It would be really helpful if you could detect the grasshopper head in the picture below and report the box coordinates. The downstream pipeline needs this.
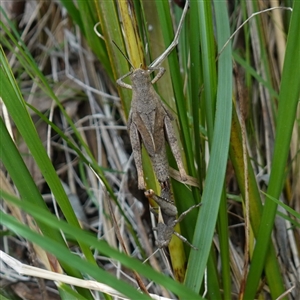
[130,68,151,90]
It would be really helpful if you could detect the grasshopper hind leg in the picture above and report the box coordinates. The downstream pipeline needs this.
[164,116,187,182]
[129,122,146,190]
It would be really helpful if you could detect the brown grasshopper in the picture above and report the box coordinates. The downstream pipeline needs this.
[117,67,187,190]
[116,1,190,190]
[144,189,201,249]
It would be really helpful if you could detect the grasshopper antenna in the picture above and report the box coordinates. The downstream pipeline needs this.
[112,40,135,69]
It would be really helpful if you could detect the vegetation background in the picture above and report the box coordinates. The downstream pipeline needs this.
[0,0,299,299]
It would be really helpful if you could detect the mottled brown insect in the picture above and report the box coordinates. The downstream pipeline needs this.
[117,67,187,189]
[117,0,190,190]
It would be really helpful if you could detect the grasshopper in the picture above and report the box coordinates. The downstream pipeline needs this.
[144,189,201,249]
[117,67,187,190]
[116,1,190,190]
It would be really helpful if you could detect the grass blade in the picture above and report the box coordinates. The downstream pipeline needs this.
[244,3,300,298]
[184,1,232,292]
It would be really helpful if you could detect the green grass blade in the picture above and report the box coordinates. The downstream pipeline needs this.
[197,0,217,138]
[244,2,300,299]
[263,192,300,220]
[184,1,232,293]
[188,3,203,186]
